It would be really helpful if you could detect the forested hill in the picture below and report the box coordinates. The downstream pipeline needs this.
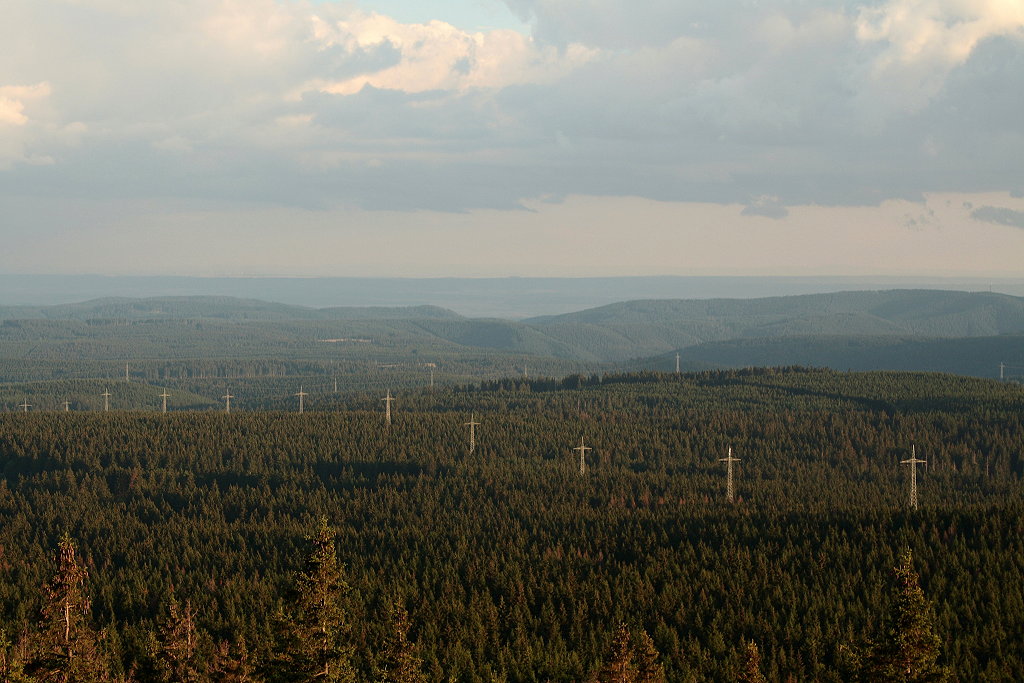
[528,289,1024,332]
[647,334,1024,378]
[527,289,1024,352]
[1,290,1023,379]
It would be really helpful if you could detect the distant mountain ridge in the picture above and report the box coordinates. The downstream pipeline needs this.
[0,296,462,322]
[525,289,1024,360]
[1,290,1022,375]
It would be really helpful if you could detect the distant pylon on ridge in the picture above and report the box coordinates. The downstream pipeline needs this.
[675,353,680,373]
[223,391,234,414]
[295,385,308,413]
[382,390,394,426]
[574,437,592,475]
[900,444,927,511]
[719,447,741,503]
[101,389,111,412]
[63,400,70,412]
[160,389,170,414]
[18,401,31,413]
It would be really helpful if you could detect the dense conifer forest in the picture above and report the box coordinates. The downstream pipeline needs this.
[1,368,1022,680]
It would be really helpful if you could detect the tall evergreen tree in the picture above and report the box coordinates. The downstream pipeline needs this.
[737,641,767,683]
[865,549,949,682]
[156,598,202,683]
[208,638,259,683]
[596,624,635,683]
[631,630,666,683]
[375,601,427,683]
[266,517,355,683]
[26,535,112,682]
[1,627,34,683]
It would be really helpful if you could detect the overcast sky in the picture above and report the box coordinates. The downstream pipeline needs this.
[2,0,1023,277]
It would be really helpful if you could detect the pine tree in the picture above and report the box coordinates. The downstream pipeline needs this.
[26,535,112,682]
[737,641,767,683]
[594,624,667,683]
[156,598,202,683]
[631,630,665,683]
[597,624,635,683]
[865,549,949,682]
[266,517,355,683]
[1,627,34,683]
[208,638,259,683]
[375,601,427,683]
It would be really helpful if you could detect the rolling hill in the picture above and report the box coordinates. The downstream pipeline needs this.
[523,290,1024,361]
[1,290,1022,385]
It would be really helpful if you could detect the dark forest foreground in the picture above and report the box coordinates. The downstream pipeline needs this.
[1,369,1021,680]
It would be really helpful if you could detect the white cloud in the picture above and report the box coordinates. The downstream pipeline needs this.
[1,0,1023,278]
[0,82,55,167]
[0,83,52,126]
[310,12,594,95]
[855,0,1024,112]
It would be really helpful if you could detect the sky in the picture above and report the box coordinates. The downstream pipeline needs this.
[1,0,1023,278]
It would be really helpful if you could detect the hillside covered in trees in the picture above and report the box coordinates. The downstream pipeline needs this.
[1,369,1021,680]
[2,290,1024,393]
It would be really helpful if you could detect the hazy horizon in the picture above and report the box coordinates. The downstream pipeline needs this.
[2,273,1023,318]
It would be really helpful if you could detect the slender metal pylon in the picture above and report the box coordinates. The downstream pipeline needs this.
[18,401,31,413]
[125,361,130,383]
[900,444,927,510]
[382,390,394,426]
[430,367,434,389]
[574,437,592,475]
[719,447,741,503]
[464,413,480,454]
[334,377,338,394]
[101,389,111,412]
[295,386,308,414]
[223,391,234,414]
[676,353,680,373]
[63,400,70,412]
[160,389,170,414]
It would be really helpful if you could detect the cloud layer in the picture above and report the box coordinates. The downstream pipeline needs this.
[2,0,1021,213]
[1,0,1023,278]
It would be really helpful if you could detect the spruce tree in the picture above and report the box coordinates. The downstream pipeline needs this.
[1,627,34,683]
[156,598,202,683]
[596,624,635,683]
[375,601,427,683]
[26,535,112,682]
[208,638,259,683]
[631,630,666,683]
[865,549,949,682]
[737,641,767,683]
[267,517,355,683]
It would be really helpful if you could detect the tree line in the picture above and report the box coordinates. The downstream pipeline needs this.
[2,525,949,682]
